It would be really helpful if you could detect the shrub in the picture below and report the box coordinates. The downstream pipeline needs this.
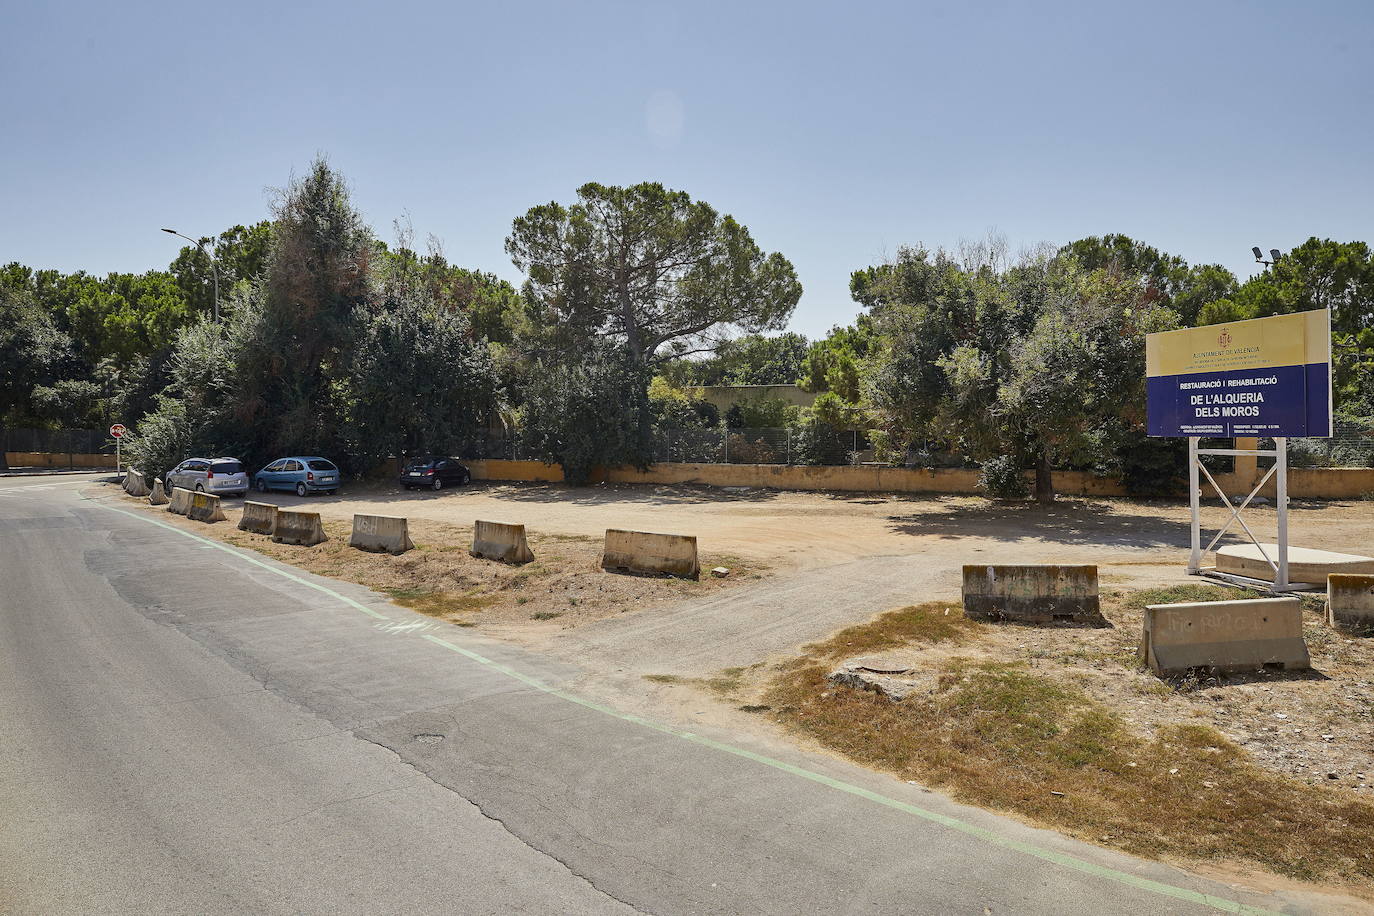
[979,454,1029,499]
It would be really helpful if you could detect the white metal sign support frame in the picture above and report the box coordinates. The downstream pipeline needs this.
[1188,436,1296,591]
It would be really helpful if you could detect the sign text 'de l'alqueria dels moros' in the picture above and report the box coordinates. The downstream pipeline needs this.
[1146,309,1332,438]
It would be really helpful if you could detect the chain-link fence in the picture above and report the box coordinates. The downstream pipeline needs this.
[3,428,115,455]
[462,427,871,466]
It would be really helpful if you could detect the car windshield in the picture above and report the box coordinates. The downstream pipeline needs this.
[211,460,242,474]
[307,460,336,471]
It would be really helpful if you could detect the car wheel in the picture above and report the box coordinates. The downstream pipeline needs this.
[195,483,204,493]
[432,477,443,491]
[255,479,268,493]
[462,472,471,485]
[327,489,337,496]
[296,482,308,497]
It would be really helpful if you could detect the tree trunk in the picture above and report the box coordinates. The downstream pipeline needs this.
[1034,451,1054,505]
[0,423,8,471]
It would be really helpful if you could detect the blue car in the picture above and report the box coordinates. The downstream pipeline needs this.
[253,456,341,497]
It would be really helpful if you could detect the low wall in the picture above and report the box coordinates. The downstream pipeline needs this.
[5,452,113,469]
[464,458,1374,501]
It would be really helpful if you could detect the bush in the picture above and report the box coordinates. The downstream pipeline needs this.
[979,454,1029,499]
[790,419,852,466]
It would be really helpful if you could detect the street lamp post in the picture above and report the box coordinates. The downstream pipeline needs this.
[162,228,219,321]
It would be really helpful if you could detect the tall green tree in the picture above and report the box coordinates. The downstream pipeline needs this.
[519,347,653,485]
[0,283,79,469]
[233,158,372,461]
[345,268,496,467]
[865,247,1178,502]
[506,182,801,366]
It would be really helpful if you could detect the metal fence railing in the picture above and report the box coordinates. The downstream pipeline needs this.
[462,427,872,467]
[3,428,115,455]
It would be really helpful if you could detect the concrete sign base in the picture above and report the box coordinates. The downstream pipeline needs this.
[1215,544,1374,586]
[1141,597,1310,676]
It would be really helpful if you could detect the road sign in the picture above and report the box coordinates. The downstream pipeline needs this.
[109,423,127,438]
[1145,309,1332,438]
[1146,310,1333,592]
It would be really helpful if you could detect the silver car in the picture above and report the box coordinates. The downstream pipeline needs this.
[166,457,250,497]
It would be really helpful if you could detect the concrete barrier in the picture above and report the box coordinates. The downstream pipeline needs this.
[272,509,328,546]
[187,491,227,523]
[1328,574,1374,630]
[148,478,169,506]
[126,469,150,497]
[962,565,1100,622]
[602,528,699,579]
[238,500,278,535]
[121,468,138,493]
[167,486,193,516]
[349,513,414,555]
[470,520,534,564]
[1140,597,1311,675]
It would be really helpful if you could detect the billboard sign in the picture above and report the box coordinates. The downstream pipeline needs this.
[1146,309,1332,438]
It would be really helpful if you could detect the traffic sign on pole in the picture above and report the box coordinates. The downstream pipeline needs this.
[109,423,126,473]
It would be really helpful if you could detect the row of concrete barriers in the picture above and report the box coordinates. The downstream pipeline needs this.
[125,472,703,577]
[958,563,1374,677]
[468,520,702,578]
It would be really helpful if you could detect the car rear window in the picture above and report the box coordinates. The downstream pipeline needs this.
[211,460,243,474]
[405,459,434,470]
[308,460,337,471]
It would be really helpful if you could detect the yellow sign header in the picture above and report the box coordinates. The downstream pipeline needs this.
[1146,309,1331,377]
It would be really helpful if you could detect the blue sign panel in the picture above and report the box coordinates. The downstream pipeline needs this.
[1146,362,1331,437]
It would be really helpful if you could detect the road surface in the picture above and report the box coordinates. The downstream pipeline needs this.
[0,475,1332,914]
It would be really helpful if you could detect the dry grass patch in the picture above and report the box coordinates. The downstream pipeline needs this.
[798,601,983,662]
[207,515,759,629]
[761,586,1374,890]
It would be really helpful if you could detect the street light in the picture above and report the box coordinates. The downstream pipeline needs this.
[1251,246,1282,270]
[162,228,219,321]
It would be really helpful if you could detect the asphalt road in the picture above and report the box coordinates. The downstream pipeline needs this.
[0,475,1325,914]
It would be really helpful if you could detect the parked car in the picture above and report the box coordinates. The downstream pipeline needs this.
[166,457,250,497]
[399,456,471,491]
[253,456,341,497]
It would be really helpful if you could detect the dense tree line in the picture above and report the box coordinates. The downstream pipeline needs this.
[805,234,1374,499]
[4,159,1369,494]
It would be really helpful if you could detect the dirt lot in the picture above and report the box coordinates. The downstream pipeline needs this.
[131,475,1374,572]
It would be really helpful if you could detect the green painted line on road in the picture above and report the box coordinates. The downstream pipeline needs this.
[417,633,1277,916]
[82,487,1277,915]
[80,493,389,620]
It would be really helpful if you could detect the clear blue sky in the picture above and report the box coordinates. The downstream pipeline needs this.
[3,0,1370,339]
